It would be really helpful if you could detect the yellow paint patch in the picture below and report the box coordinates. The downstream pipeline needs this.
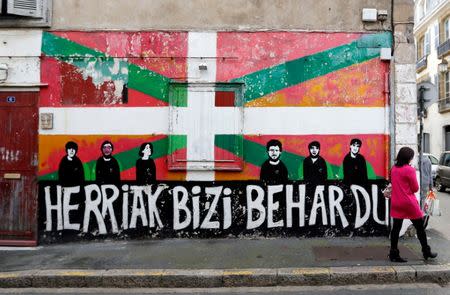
[134,271,166,276]
[0,273,18,278]
[61,271,95,276]
[223,270,253,276]
[292,268,329,275]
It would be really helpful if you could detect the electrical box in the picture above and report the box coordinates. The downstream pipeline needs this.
[380,48,392,61]
[362,8,377,22]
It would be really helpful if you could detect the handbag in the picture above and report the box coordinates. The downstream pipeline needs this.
[424,190,441,216]
[382,183,392,199]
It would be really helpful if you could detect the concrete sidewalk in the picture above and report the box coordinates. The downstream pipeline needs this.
[1,233,449,288]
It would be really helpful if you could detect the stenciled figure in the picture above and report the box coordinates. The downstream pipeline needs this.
[303,141,327,183]
[260,139,288,184]
[342,138,368,184]
[96,140,120,183]
[58,141,84,186]
[136,142,156,185]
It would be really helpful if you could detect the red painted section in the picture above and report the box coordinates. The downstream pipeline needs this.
[215,154,260,181]
[51,31,188,78]
[128,88,168,107]
[246,134,389,178]
[214,146,243,170]
[216,32,361,81]
[215,91,235,107]
[167,147,188,171]
[59,62,123,105]
[40,57,62,107]
[41,59,169,107]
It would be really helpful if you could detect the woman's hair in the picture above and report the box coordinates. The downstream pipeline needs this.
[395,147,415,167]
[139,142,153,157]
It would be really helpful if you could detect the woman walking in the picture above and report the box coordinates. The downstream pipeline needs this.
[389,147,437,262]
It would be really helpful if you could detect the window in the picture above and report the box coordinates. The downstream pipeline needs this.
[417,36,425,58]
[445,126,450,151]
[425,0,431,13]
[425,0,439,14]
[424,30,431,56]
[434,23,439,49]
[429,155,439,165]
[445,17,450,41]
[168,82,244,171]
[446,72,450,101]
[442,153,450,166]
[0,0,51,27]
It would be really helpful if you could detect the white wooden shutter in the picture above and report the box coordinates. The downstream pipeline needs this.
[7,0,42,17]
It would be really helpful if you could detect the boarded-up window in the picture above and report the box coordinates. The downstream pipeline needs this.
[168,83,244,171]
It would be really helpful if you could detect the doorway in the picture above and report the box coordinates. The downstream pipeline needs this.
[0,92,38,246]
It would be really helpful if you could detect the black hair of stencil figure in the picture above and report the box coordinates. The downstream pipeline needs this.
[136,142,156,185]
[303,141,327,183]
[342,138,368,184]
[260,139,288,184]
[58,141,84,186]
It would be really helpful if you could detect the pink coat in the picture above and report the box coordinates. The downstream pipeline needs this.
[390,164,423,219]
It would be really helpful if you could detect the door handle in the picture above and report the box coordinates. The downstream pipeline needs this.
[3,173,21,179]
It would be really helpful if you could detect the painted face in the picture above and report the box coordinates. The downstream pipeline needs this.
[67,148,76,158]
[268,146,281,161]
[350,143,360,155]
[142,144,152,157]
[102,144,113,156]
[309,146,320,157]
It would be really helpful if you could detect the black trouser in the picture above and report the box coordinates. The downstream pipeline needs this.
[390,218,428,250]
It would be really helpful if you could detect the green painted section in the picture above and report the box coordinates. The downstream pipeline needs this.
[168,135,187,155]
[168,84,188,107]
[128,64,172,103]
[215,134,244,158]
[42,32,128,84]
[356,32,392,48]
[216,135,381,180]
[231,32,392,103]
[42,32,171,103]
[38,135,187,181]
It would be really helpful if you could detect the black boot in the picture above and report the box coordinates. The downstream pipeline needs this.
[422,245,437,260]
[388,249,407,263]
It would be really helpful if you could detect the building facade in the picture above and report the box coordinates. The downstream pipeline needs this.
[415,0,450,155]
[0,0,416,245]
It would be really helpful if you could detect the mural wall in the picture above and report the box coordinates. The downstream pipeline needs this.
[38,31,392,241]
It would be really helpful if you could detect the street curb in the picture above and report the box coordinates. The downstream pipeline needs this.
[0,265,449,288]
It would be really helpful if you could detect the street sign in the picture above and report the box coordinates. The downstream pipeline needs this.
[6,96,15,103]
[417,81,438,109]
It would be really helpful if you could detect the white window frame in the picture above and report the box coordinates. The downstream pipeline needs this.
[168,82,244,171]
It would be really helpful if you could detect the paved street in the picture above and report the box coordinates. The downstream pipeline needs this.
[0,284,449,294]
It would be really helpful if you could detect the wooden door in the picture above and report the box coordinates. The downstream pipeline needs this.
[0,92,38,246]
